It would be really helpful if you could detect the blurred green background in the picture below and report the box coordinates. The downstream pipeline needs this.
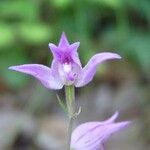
[0,0,149,149]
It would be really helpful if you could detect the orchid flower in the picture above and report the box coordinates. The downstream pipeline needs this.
[71,112,130,150]
[9,32,121,89]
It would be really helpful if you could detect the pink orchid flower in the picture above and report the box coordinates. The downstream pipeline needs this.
[71,112,130,150]
[9,32,121,89]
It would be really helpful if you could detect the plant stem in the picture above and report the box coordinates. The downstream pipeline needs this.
[65,85,75,150]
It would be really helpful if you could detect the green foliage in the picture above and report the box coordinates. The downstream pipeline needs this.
[0,48,29,88]
[18,23,52,44]
[0,0,149,89]
[0,0,39,21]
[0,24,15,48]
[50,0,72,9]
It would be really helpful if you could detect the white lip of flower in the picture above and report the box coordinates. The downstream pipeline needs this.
[63,63,72,73]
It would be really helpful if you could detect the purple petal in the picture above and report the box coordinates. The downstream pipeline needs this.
[48,43,60,60]
[71,112,130,150]
[9,64,63,89]
[71,112,119,147]
[103,111,119,124]
[71,121,130,150]
[70,42,81,66]
[59,32,69,47]
[101,121,131,142]
[75,52,121,87]
[48,32,70,60]
[49,33,81,66]
[70,42,80,52]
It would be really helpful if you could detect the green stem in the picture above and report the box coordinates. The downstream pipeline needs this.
[65,85,75,150]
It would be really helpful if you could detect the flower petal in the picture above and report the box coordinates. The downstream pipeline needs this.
[9,64,63,89]
[103,111,119,124]
[48,43,60,60]
[70,42,82,66]
[71,112,118,148]
[59,32,69,47]
[70,42,80,52]
[71,121,130,150]
[75,52,121,87]
[71,112,130,150]
[100,121,131,142]
[49,33,81,66]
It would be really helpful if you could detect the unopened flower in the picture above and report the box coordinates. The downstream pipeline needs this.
[9,32,121,89]
[71,112,130,150]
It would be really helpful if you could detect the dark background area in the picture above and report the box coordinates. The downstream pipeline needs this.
[0,0,149,149]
